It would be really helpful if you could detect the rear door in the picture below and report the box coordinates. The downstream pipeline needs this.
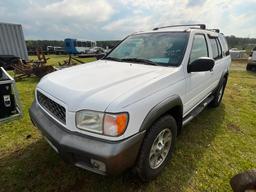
[208,36,223,88]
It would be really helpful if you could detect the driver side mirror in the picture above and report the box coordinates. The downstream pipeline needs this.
[188,57,215,73]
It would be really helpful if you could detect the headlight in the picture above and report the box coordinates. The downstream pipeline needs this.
[76,110,128,136]
[76,111,104,133]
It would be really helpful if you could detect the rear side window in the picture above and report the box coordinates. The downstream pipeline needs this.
[190,34,208,64]
[219,35,229,56]
[210,38,222,60]
[216,39,222,58]
[210,38,218,59]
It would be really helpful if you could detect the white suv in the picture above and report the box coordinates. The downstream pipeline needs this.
[30,24,231,181]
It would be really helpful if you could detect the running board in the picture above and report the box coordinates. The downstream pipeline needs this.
[182,96,214,126]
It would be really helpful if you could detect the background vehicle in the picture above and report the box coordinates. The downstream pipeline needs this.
[247,47,256,71]
[0,22,28,69]
[229,48,246,59]
[87,47,106,54]
[64,38,96,54]
[53,46,66,55]
[30,24,231,181]
[46,46,54,54]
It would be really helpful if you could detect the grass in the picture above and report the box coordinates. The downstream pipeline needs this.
[0,57,255,191]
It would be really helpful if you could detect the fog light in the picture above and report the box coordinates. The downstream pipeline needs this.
[90,159,106,172]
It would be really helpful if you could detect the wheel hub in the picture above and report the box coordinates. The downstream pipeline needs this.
[149,128,172,169]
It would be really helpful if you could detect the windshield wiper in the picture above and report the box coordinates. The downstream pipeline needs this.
[121,58,159,66]
[103,57,122,62]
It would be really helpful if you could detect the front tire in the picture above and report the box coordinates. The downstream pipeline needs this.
[136,115,177,181]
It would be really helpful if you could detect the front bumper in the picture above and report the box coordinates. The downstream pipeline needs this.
[29,101,145,175]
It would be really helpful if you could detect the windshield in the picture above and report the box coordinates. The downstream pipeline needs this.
[105,32,189,66]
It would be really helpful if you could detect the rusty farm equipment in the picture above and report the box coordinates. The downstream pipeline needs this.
[57,55,85,69]
[11,48,56,81]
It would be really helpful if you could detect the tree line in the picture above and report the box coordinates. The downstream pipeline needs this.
[26,36,256,53]
[26,40,120,52]
[225,36,256,51]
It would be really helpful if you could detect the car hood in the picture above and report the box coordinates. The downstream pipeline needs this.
[37,60,176,111]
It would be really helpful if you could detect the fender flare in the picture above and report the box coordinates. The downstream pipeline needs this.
[139,95,183,132]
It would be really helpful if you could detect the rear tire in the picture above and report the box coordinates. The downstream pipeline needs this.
[209,78,227,108]
[136,115,177,181]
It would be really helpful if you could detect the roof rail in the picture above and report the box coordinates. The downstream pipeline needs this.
[153,24,206,31]
[208,29,220,33]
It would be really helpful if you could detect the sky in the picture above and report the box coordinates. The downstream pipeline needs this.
[0,0,255,40]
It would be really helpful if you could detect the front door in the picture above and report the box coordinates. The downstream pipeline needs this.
[184,34,213,115]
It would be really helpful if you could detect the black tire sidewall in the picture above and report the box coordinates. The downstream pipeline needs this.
[217,83,225,103]
[209,77,227,107]
[136,115,177,181]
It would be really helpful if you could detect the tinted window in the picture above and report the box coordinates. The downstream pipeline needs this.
[210,38,222,60]
[210,38,218,59]
[216,39,222,58]
[106,32,189,66]
[190,35,208,63]
[219,35,229,56]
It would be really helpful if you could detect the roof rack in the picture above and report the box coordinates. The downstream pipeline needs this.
[208,29,220,33]
[153,24,206,31]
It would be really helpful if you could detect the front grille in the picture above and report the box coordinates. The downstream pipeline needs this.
[37,91,66,124]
